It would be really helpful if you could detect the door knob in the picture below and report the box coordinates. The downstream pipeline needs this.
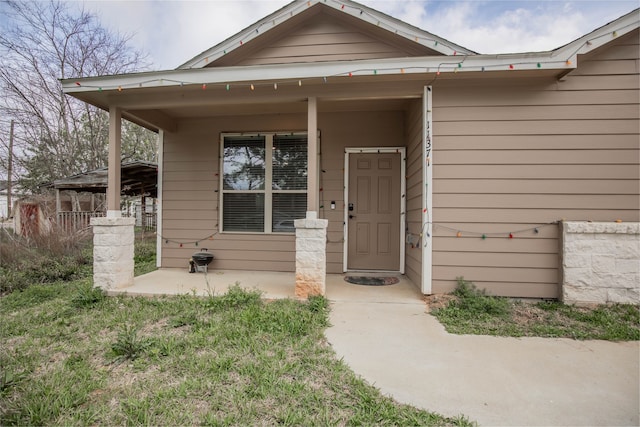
[349,215,355,219]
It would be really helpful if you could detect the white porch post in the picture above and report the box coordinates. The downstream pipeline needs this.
[294,97,327,299]
[422,86,433,294]
[90,106,134,290]
[156,130,164,268]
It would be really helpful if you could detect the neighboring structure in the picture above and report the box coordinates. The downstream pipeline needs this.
[0,180,23,221]
[62,0,639,301]
[12,197,53,237]
[49,161,158,231]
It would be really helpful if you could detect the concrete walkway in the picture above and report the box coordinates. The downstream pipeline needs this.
[326,298,640,426]
[120,269,639,425]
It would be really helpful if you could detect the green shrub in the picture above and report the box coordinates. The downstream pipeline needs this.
[208,284,262,310]
[451,277,511,317]
[307,294,329,313]
[70,284,105,308]
[110,325,152,362]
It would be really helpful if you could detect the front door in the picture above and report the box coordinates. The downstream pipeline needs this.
[347,152,401,271]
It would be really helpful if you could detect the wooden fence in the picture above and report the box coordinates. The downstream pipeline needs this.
[56,210,157,231]
[57,211,105,231]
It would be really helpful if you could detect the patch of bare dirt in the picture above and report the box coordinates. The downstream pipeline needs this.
[424,294,555,328]
[423,294,457,313]
[510,303,548,327]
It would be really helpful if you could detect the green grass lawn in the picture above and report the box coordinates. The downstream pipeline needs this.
[430,278,640,341]
[1,281,472,426]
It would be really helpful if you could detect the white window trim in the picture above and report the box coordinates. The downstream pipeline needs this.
[219,131,308,234]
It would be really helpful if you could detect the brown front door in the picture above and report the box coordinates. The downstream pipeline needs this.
[347,152,401,271]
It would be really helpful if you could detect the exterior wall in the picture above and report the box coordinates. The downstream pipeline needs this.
[404,99,424,286]
[319,110,405,273]
[211,7,437,68]
[561,221,639,305]
[161,110,405,272]
[162,114,305,271]
[236,15,428,66]
[431,30,640,298]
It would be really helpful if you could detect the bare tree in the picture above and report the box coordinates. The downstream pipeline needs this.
[0,0,156,192]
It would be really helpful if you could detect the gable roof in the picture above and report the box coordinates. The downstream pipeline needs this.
[60,6,639,134]
[178,0,476,69]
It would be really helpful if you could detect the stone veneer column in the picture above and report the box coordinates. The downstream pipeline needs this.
[561,221,639,305]
[294,211,328,299]
[90,212,135,290]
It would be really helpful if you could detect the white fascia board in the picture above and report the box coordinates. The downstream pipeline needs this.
[178,0,310,69]
[552,8,639,64]
[61,9,638,96]
[62,8,638,95]
[61,52,570,95]
[336,0,476,56]
[179,0,475,70]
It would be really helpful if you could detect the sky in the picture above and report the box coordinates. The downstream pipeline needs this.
[77,0,639,71]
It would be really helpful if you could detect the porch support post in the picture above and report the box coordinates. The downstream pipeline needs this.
[295,97,327,299]
[307,97,318,213]
[90,105,134,291]
[90,215,135,290]
[107,106,122,216]
[156,130,164,268]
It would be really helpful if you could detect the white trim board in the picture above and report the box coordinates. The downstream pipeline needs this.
[421,86,433,294]
[156,130,164,268]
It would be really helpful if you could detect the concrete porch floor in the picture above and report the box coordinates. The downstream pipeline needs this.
[109,268,423,303]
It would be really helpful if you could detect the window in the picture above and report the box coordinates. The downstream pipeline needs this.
[221,132,307,233]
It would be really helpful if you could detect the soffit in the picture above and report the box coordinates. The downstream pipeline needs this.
[66,68,562,131]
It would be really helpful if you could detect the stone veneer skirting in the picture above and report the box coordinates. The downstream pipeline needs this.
[561,221,639,305]
[91,215,135,290]
[294,212,328,299]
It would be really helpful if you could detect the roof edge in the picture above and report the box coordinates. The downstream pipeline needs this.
[177,0,476,70]
[551,8,639,63]
[62,8,639,94]
[61,52,577,94]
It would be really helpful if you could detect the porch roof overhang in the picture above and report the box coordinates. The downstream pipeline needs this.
[61,8,639,133]
[58,55,568,133]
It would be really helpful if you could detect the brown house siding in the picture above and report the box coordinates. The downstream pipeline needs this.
[404,99,424,287]
[162,114,305,271]
[212,8,438,68]
[430,29,640,297]
[236,16,417,66]
[161,110,406,272]
[320,110,405,273]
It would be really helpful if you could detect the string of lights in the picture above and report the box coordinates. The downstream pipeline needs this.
[157,221,561,249]
[185,0,468,68]
[159,230,219,247]
[69,3,635,93]
[406,221,560,249]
